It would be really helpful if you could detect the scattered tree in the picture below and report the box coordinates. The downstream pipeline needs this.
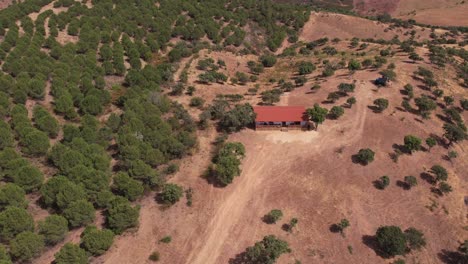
[403,135,422,153]
[355,148,375,165]
[264,209,283,224]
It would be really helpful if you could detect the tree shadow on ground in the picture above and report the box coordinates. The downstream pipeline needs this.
[329,224,340,233]
[228,251,249,264]
[420,172,435,185]
[396,180,410,190]
[367,105,383,113]
[351,154,368,166]
[372,180,385,190]
[438,249,467,264]
[362,235,388,258]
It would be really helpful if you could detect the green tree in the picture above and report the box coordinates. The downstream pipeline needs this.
[348,59,361,71]
[54,243,88,264]
[377,175,390,190]
[346,97,356,108]
[81,226,115,256]
[38,215,68,246]
[0,207,34,241]
[444,96,454,106]
[0,244,11,264]
[373,98,389,112]
[245,235,291,264]
[298,61,315,75]
[0,183,27,210]
[438,182,453,195]
[443,123,467,145]
[112,173,144,202]
[405,228,426,250]
[159,183,183,205]
[9,231,45,262]
[260,55,277,67]
[337,218,350,234]
[355,148,375,165]
[338,83,355,95]
[376,226,406,257]
[430,165,448,182]
[106,197,139,234]
[404,176,418,189]
[327,92,340,103]
[460,99,468,111]
[306,104,328,130]
[63,200,96,228]
[329,106,344,119]
[415,95,437,117]
[425,137,437,151]
[264,209,283,224]
[12,165,44,193]
[21,130,50,156]
[404,135,422,154]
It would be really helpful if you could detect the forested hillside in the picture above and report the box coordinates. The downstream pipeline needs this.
[0,0,309,262]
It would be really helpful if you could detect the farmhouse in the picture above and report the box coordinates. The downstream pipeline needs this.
[254,106,308,130]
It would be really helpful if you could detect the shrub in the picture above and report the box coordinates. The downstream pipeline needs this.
[404,228,426,250]
[264,209,283,224]
[160,236,172,243]
[430,165,448,182]
[404,176,418,189]
[377,176,390,190]
[189,97,205,108]
[159,184,183,205]
[376,226,406,257]
[373,98,389,112]
[149,251,160,262]
[329,106,344,119]
[426,137,437,151]
[298,61,316,75]
[245,235,290,263]
[346,97,356,108]
[348,59,361,71]
[355,148,375,165]
[403,135,422,153]
[260,55,277,67]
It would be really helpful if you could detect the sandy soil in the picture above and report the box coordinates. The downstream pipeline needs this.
[354,0,468,26]
[299,12,434,42]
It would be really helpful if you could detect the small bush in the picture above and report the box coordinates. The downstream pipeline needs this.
[160,236,172,244]
[149,251,160,262]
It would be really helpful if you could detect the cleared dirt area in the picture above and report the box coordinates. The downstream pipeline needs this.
[299,12,433,42]
[354,0,468,26]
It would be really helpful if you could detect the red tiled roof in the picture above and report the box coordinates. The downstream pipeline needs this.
[254,106,306,122]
